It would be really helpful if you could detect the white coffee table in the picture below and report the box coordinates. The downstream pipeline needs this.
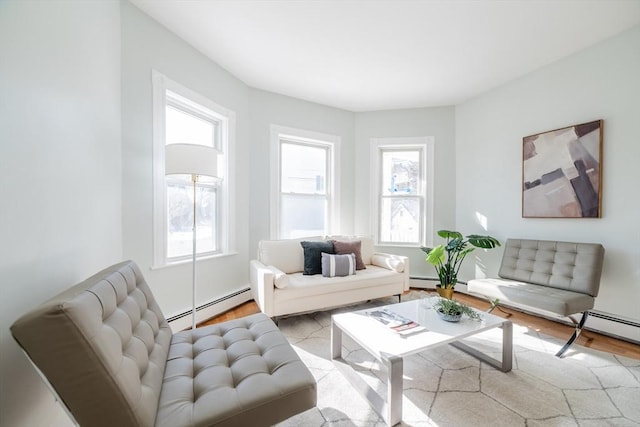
[331,298,512,426]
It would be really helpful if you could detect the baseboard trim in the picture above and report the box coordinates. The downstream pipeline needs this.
[167,287,252,331]
[409,276,440,288]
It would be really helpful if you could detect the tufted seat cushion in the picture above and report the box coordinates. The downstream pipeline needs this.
[466,277,596,316]
[156,314,316,427]
[11,261,316,427]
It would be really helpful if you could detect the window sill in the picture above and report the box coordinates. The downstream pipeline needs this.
[151,251,238,271]
[375,243,425,249]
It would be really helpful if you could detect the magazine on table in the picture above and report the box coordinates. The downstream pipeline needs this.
[367,308,425,335]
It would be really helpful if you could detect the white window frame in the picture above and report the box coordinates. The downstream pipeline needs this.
[270,125,340,239]
[152,70,236,268]
[370,136,434,248]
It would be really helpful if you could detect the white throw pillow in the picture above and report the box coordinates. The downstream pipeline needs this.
[370,254,405,273]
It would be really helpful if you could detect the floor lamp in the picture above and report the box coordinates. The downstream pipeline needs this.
[165,143,221,329]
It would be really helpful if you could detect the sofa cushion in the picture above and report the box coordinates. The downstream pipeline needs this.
[278,265,403,302]
[322,253,356,277]
[301,240,335,275]
[332,239,366,270]
[258,237,322,274]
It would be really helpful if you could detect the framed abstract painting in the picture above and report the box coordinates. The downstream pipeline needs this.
[522,120,603,218]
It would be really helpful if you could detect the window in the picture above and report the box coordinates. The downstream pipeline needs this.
[270,126,340,239]
[152,71,235,267]
[371,137,434,247]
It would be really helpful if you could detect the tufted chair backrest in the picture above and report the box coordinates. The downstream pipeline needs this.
[498,239,605,297]
[11,260,173,427]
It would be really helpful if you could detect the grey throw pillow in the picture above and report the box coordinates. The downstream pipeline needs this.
[321,253,356,277]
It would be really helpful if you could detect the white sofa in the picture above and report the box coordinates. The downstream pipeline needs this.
[250,236,410,317]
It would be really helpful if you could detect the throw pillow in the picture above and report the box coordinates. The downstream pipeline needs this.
[321,253,356,277]
[300,240,335,275]
[332,239,366,270]
[266,265,289,289]
[370,254,405,273]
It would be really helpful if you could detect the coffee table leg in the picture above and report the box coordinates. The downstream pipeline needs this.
[331,319,342,360]
[384,355,403,426]
[450,320,513,372]
[502,321,513,372]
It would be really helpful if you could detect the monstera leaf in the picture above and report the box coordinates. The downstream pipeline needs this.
[421,230,501,289]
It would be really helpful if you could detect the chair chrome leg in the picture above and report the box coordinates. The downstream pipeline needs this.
[555,311,588,358]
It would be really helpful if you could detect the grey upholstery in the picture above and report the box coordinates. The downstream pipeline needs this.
[498,239,604,297]
[468,239,604,316]
[467,239,605,356]
[467,278,597,317]
[11,261,316,427]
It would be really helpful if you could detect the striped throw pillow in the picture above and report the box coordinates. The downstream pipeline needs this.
[321,253,356,277]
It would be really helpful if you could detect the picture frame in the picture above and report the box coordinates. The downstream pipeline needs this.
[522,120,603,218]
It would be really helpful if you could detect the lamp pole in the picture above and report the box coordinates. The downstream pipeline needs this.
[191,174,198,329]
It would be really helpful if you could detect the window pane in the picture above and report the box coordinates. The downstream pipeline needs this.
[166,105,215,147]
[280,194,326,239]
[281,142,326,194]
[380,197,420,243]
[167,177,216,258]
[382,150,419,195]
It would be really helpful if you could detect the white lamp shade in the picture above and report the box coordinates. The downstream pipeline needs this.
[165,143,221,179]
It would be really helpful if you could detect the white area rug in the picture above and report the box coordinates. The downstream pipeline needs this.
[275,292,640,427]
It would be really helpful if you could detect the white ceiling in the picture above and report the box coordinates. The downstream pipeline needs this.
[130,0,640,112]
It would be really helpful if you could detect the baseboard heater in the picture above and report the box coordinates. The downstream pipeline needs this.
[588,310,640,328]
[582,311,640,345]
[166,287,251,323]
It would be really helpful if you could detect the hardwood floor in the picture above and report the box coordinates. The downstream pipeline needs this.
[201,289,640,360]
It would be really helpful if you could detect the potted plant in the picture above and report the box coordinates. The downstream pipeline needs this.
[421,230,500,299]
[432,298,481,322]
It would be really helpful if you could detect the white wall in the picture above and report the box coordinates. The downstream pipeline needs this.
[248,89,355,251]
[354,107,456,278]
[0,1,122,425]
[455,26,640,338]
[121,1,251,319]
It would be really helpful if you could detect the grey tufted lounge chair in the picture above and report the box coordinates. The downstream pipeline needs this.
[11,260,317,427]
[468,238,605,357]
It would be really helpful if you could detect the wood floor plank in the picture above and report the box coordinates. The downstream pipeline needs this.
[200,290,640,360]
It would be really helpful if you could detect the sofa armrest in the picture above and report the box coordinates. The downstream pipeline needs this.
[249,260,276,317]
[370,252,411,291]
